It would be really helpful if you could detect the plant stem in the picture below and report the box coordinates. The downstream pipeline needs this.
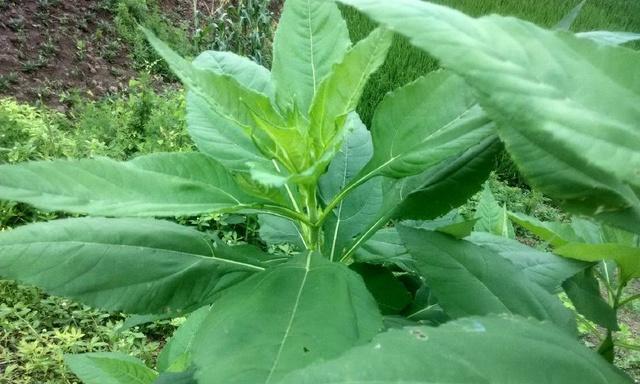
[597,274,626,362]
[261,205,313,226]
[618,293,640,309]
[317,171,373,227]
[302,185,321,251]
[614,341,640,351]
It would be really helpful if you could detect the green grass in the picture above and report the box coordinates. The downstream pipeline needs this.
[342,0,640,128]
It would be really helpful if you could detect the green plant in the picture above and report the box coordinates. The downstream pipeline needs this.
[506,211,640,361]
[0,0,639,383]
[342,0,640,186]
[469,182,639,373]
[114,0,192,77]
[113,0,277,76]
[192,0,276,67]
[0,280,169,384]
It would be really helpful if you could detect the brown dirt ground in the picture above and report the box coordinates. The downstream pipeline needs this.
[0,0,136,110]
[0,0,283,110]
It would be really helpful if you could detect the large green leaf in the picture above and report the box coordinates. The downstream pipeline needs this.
[338,0,640,232]
[258,214,306,249]
[65,352,157,384]
[320,114,383,261]
[0,153,267,217]
[0,218,263,314]
[398,226,576,333]
[186,51,273,172]
[466,232,587,293]
[577,31,640,46]
[343,137,499,259]
[391,135,500,220]
[361,70,494,179]
[280,316,632,384]
[556,243,640,284]
[144,29,285,139]
[192,51,273,96]
[271,0,351,114]
[508,212,583,246]
[353,228,415,272]
[309,28,392,152]
[563,269,618,330]
[191,252,383,384]
[157,306,212,373]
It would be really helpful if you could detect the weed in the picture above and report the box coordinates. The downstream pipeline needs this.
[0,280,170,384]
[0,73,18,93]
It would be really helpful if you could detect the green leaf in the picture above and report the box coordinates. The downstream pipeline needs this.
[309,28,392,152]
[509,212,582,247]
[391,135,501,220]
[0,218,262,314]
[404,211,475,237]
[144,28,285,140]
[157,306,212,372]
[398,226,576,333]
[191,252,383,384]
[65,352,157,384]
[153,370,196,384]
[186,51,274,172]
[338,0,640,232]
[119,313,175,333]
[350,263,412,315]
[320,114,383,261]
[555,243,640,283]
[362,70,494,179]
[334,116,497,261]
[577,31,640,46]
[466,232,587,293]
[474,183,515,238]
[554,0,585,31]
[271,0,351,114]
[0,153,268,217]
[563,269,619,330]
[344,136,499,259]
[258,214,305,249]
[404,285,449,324]
[353,228,415,272]
[280,316,632,384]
[193,51,273,96]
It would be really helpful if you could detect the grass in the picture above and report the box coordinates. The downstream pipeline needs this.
[342,0,640,128]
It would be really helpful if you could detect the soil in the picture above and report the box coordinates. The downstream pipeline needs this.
[0,0,137,110]
[0,0,284,110]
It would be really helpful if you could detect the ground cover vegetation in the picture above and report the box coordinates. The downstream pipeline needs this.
[0,0,639,383]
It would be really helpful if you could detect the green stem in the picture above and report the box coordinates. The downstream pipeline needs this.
[597,331,615,363]
[618,293,640,309]
[600,262,616,305]
[577,316,603,344]
[317,171,374,227]
[300,185,321,251]
[261,205,313,226]
[615,341,640,352]
[597,274,626,362]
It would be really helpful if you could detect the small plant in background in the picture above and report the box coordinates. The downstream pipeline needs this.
[191,0,276,67]
[114,0,277,77]
[0,280,170,384]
